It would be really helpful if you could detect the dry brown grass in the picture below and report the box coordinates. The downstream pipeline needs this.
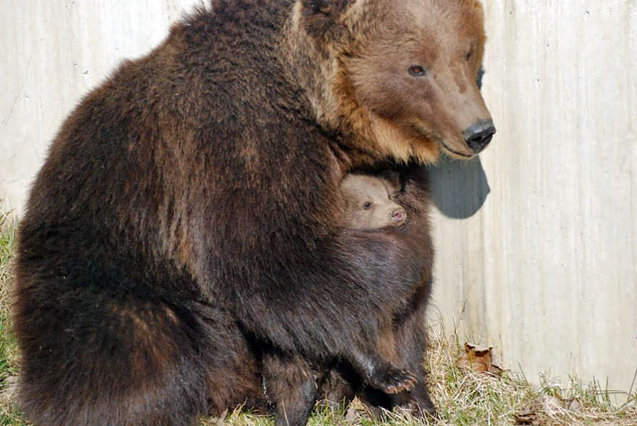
[422,325,637,425]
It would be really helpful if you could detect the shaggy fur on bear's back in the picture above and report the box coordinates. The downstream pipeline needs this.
[13,0,492,424]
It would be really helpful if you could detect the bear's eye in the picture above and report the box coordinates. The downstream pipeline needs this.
[466,50,474,61]
[408,65,427,77]
[363,201,373,210]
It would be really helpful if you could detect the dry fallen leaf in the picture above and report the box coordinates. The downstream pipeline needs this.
[456,342,505,375]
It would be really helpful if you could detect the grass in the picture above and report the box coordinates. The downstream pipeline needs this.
[0,213,23,425]
[0,216,635,425]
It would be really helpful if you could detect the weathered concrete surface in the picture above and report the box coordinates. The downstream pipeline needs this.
[430,0,637,396]
[0,0,198,215]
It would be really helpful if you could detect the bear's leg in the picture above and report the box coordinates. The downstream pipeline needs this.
[344,282,435,419]
[14,280,234,425]
[262,352,317,426]
[387,282,437,417]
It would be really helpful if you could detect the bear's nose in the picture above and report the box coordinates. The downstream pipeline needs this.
[463,119,496,153]
[391,207,407,225]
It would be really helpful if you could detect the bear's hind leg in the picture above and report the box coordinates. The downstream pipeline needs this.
[14,285,215,425]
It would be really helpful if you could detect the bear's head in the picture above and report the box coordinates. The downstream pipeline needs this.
[287,0,495,164]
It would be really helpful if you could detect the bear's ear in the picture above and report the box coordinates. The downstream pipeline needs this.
[301,0,354,17]
[300,0,357,39]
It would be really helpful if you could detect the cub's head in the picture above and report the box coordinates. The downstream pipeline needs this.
[291,0,495,163]
[340,173,406,230]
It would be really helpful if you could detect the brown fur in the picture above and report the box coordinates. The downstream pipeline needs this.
[13,1,492,425]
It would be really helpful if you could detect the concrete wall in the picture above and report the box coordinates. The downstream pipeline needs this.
[0,0,198,214]
[1,0,636,397]
[430,0,637,396]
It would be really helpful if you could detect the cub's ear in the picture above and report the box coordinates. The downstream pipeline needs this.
[379,170,403,197]
[301,0,354,16]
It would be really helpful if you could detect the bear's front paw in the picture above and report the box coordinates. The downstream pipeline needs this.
[366,366,417,394]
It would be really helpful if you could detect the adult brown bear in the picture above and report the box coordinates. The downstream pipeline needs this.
[13,0,494,424]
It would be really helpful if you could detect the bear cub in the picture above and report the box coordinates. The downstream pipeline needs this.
[340,172,407,230]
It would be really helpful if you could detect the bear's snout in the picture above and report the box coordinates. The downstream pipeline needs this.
[463,119,496,153]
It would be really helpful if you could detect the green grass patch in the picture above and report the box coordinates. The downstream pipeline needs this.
[0,214,635,425]
[0,213,24,425]
[0,214,18,375]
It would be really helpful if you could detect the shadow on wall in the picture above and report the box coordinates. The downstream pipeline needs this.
[428,156,490,219]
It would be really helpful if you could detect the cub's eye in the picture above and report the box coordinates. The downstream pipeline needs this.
[408,65,427,77]
[466,50,474,61]
[363,201,373,210]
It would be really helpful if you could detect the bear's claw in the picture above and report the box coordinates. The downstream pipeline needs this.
[367,366,417,394]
